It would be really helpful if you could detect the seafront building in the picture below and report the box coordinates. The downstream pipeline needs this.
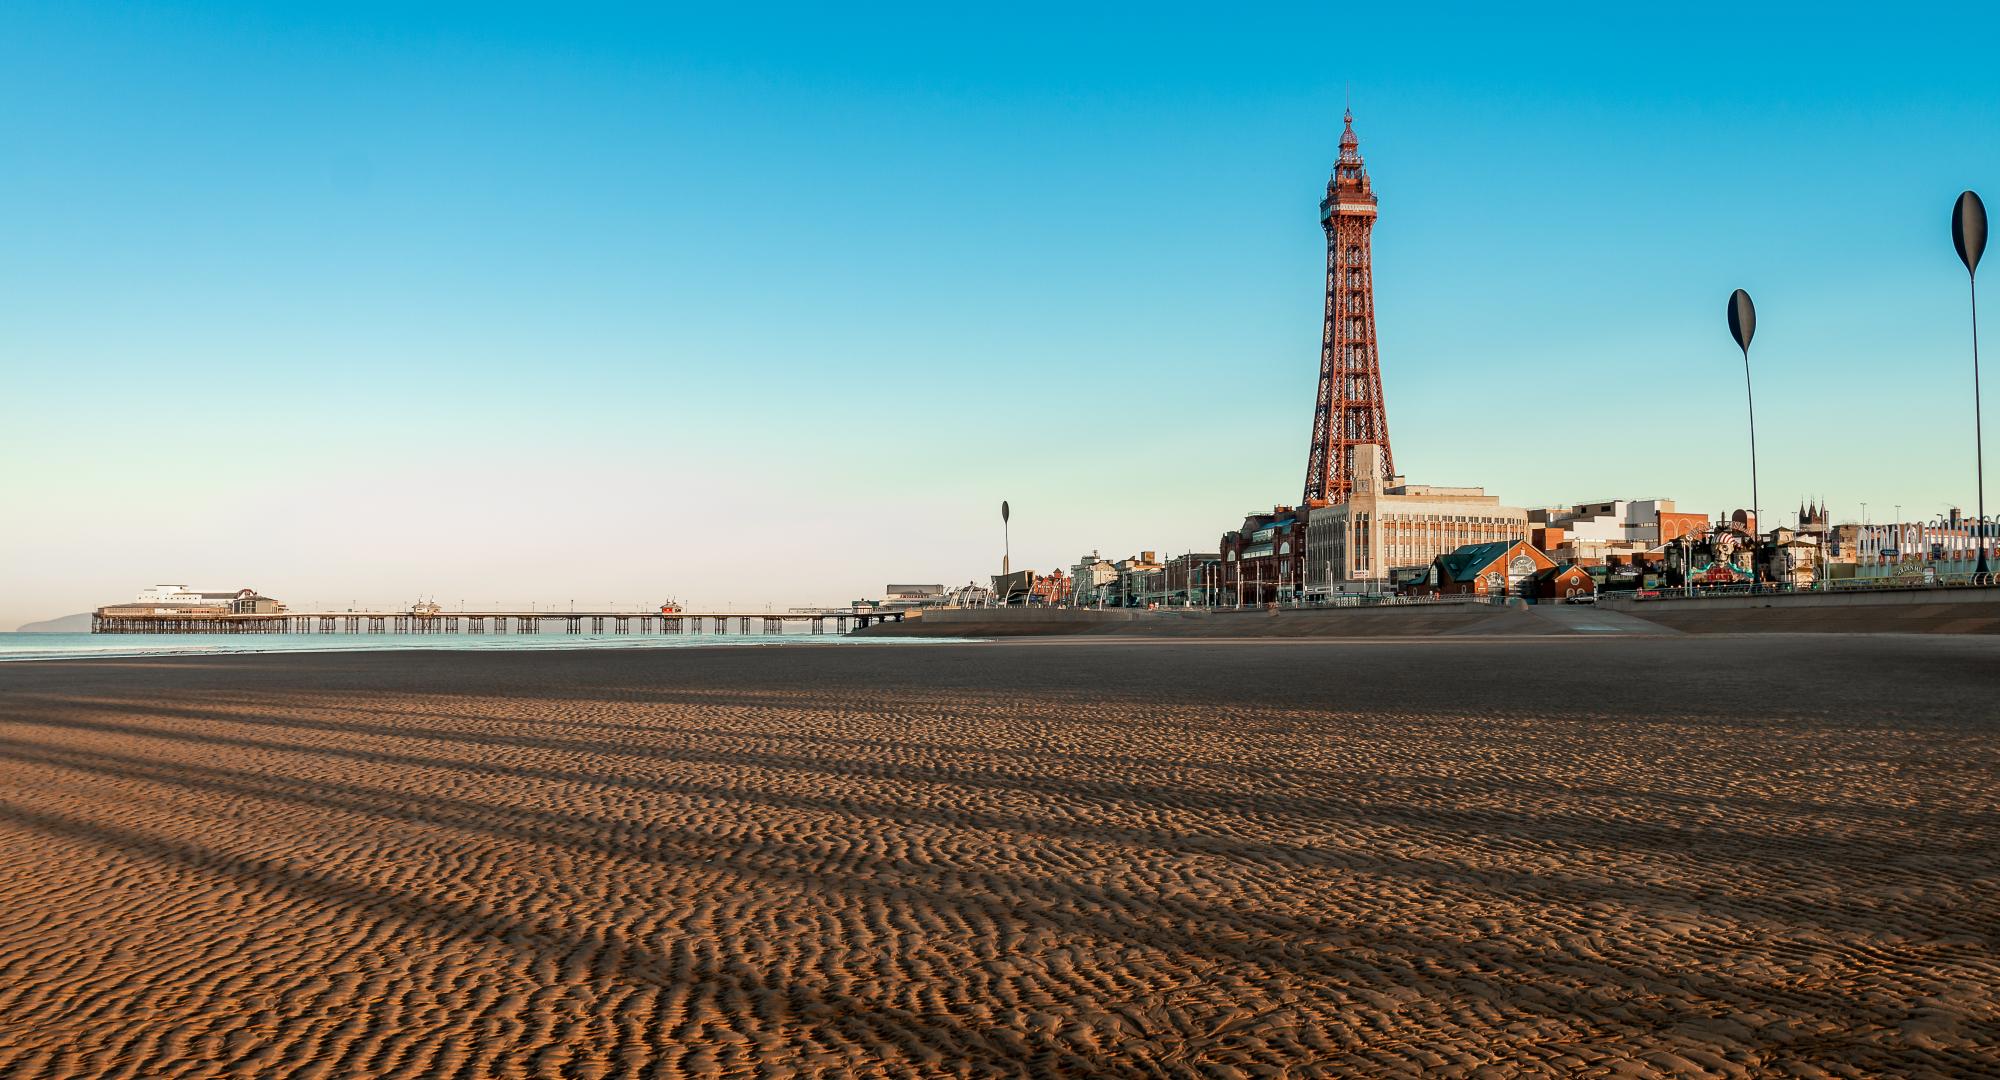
[1303,445,1528,598]
[1114,552,1165,607]
[1762,527,1829,588]
[1163,553,1221,606]
[883,584,945,606]
[1403,539,1561,600]
[848,585,948,615]
[1028,569,1073,605]
[1067,552,1160,608]
[1218,509,1306,605]
[1069,553,1120,607]
[1528,499,1708,563]
[100,585,284,617]
[1853,511,1999,583]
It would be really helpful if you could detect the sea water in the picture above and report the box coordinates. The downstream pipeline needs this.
[0,631,969,662]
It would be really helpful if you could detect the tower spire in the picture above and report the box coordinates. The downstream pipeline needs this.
[1335,110,1367,181]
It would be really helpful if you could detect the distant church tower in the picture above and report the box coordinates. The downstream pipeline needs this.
[1797,499,1830,534]
[1303,110,1395,505]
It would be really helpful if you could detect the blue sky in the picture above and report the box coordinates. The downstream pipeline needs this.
[4,3,1998,624]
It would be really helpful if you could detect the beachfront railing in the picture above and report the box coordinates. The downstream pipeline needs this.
[1622,572,2000,602]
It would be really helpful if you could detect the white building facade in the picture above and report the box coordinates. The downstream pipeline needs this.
[1305,445,1528,597]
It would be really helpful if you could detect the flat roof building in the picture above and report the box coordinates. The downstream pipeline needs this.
[1305,445,1528,597]
[103,586,284,617]
[1529,499,1707,563]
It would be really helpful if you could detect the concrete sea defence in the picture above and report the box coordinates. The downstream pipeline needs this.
[858,588,2000,637]
[853,602,1548,638]
[1600,587,2000,635]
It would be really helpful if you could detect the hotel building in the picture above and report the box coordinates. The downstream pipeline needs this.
[1304,445,1528,597]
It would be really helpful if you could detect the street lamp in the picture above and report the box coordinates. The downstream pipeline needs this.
[1000,500,1011,580]
[1727,289,1763,586]
[1680,528,1699,597]
[1952,191,1989,574]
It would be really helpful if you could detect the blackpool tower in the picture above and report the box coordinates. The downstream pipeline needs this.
[1302,110,1394,506]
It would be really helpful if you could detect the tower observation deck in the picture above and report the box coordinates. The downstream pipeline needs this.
[1303,110,1394,506]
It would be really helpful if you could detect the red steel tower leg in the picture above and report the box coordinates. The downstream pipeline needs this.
[1304,110,1394,506]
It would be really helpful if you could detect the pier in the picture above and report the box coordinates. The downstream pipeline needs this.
[90,609,907,635]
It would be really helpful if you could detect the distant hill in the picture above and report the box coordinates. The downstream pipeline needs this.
[14,613,93,633]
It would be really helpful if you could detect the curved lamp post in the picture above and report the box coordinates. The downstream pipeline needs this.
[1727,289,1762,584]
[1953,191,1988,575]
[1000,500,1011,580]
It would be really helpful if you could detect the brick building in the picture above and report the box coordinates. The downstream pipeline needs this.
[1532,564,1597,602]
[1406,539,1559,600]
[1218,509,1305,605]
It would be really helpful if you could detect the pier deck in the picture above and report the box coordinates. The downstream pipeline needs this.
[90,610,906,635]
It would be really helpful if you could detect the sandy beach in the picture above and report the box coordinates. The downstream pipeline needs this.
[0,636,1995,1077]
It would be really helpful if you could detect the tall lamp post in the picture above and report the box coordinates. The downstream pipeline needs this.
[1953,191,1988,575]
[1000,501,1011,604]
[1727,289,1763,586]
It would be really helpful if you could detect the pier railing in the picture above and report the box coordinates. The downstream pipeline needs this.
[1623,573,2000,602]
[90,609,906,635]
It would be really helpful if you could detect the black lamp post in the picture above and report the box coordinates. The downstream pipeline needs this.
[1953,191,1989,575]
[1727,289,1762,584]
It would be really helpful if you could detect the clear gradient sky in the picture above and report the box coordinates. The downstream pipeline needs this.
[5,3,1999,626]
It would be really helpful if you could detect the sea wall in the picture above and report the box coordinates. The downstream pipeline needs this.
[855,589,2000,637]
[853,603,1528,638]
[1605,588,2000,634]
[855,608,1140,637]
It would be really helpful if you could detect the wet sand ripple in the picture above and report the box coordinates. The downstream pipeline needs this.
[0,636,1995,1077]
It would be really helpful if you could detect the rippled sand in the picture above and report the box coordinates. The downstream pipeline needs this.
[0,637,1995,1077]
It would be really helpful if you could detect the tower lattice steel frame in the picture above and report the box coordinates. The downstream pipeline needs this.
[1303,110,1394,506]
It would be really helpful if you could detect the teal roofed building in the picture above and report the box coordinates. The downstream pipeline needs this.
[1406,539,1558,600]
